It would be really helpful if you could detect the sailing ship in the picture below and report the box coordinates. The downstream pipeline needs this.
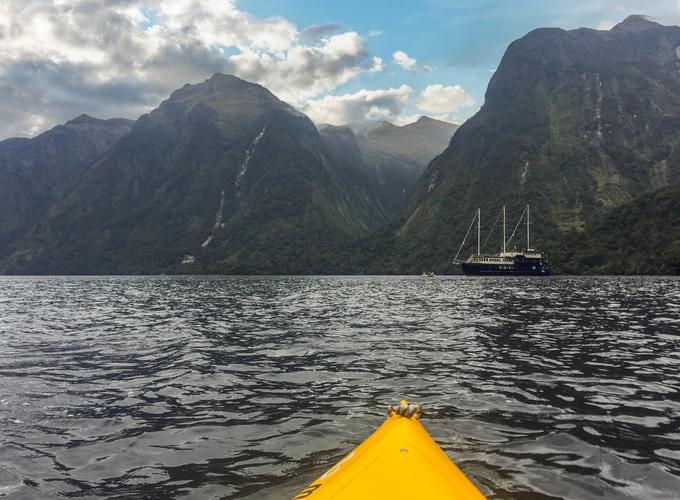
[453,205,550,276]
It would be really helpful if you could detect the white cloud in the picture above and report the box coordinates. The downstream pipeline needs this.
[417,84,475,115]
[0,0,383,139]
[305,82,477,126]
[0,1,478,137]
[392,50,432,73]
[301,24,342,40]
[154,0,298,55]
[597,19,616,30]
[227,31,383,105]
[393,50,418,71]
[304,85,412,125]
[392,114,424,126]
[369,57,385,73]
[430,114,461,124]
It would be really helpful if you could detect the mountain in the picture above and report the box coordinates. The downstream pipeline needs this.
[6,15,678,276]
[360,116,457,166]
[0,74,387,274]
[320,117,457,218]
[562,182,680,274]
[371,15,680,274]
[0,115,133,251]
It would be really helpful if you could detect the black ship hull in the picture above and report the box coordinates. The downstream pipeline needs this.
[461,256,550,276]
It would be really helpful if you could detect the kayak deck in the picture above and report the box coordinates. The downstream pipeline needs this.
[294,402,486,499]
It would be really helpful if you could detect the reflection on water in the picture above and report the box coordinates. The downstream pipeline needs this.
[0,275,679,499]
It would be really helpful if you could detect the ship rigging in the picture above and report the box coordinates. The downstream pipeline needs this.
[453,205,550,276]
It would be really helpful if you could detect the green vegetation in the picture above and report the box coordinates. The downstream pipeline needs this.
[364,16,680,275]
[0,75,391,274]
[2,17,680,275]
[0,115,132,252]
[560,183,680,274]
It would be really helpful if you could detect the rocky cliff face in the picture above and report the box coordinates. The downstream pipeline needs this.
[375,15,680,273]
[0,115,133,251]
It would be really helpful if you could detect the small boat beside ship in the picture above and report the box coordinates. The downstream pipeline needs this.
[453,205,550,276]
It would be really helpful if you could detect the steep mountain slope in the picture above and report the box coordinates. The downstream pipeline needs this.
[1,74,386,274]
[320,117,457,219]
[377,15,680,273]
[317,125,391,221]
[562,182,680,274]
[0,115,133,250]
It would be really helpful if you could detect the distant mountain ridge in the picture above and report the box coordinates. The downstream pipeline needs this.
[0,115,133,252]
[367,15,680,273]
[320,117,457,218]
[360,116,457,167]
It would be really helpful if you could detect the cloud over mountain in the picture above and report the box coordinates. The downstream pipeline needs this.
[417,84,475,118]
[0,0,480,139]
[0,0,381,138]
[304,85,412,125]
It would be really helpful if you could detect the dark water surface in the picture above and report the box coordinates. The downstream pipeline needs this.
[1,276,679,499]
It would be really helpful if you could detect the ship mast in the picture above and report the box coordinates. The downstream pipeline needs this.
[477,208,481,256]
[526,204,530,251]
[452,209,481,263]
[502,206,506,253]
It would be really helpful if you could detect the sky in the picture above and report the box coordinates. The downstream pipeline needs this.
[1,0,680,139]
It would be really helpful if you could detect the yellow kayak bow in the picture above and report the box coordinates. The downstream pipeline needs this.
[294,401,486,499]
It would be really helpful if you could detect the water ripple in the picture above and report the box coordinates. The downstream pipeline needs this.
[0,275,679,499]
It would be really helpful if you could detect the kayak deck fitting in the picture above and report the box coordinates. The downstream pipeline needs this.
[293,401,486,499]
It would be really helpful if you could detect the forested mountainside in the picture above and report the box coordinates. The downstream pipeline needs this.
[367,15,680,274]
[1,75,396,274]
